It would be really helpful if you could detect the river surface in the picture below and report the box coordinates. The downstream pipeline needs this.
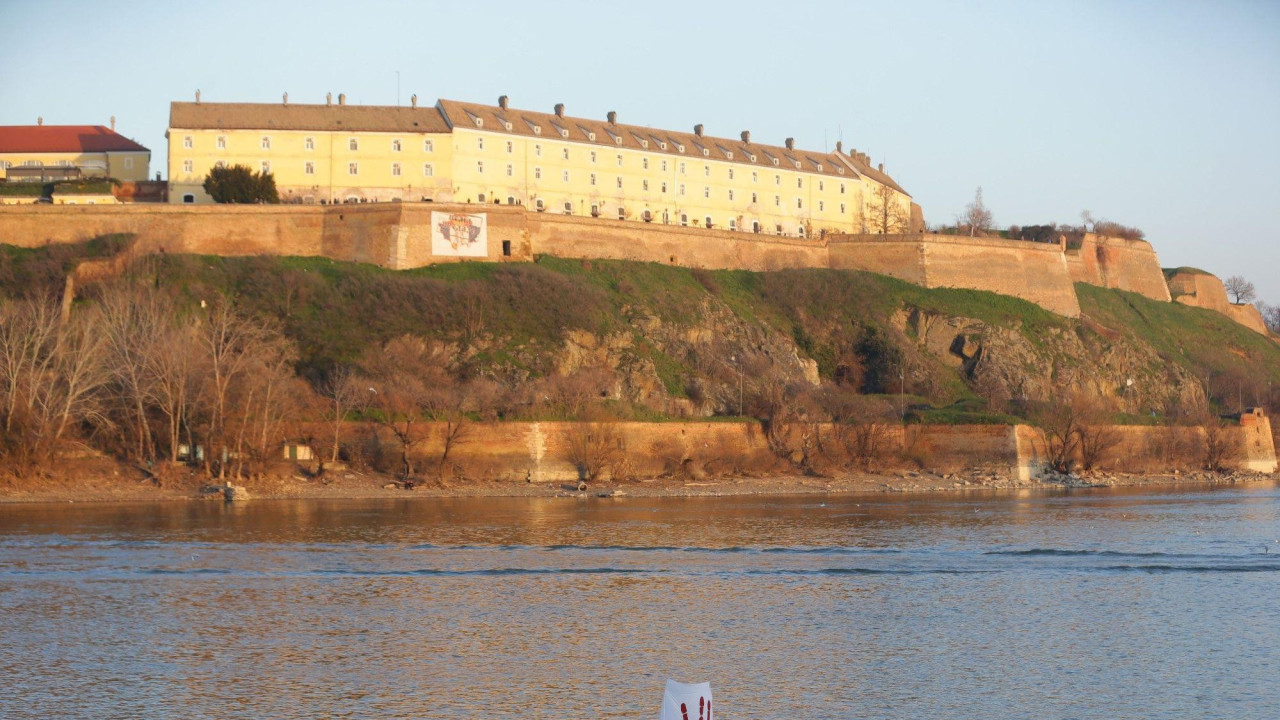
[1,482,1278,719]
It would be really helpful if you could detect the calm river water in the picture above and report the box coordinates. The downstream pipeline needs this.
[1,483,1278,719]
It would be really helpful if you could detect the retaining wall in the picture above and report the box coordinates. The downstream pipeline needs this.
[336,417,1276,482]
[1065,233,1171,302]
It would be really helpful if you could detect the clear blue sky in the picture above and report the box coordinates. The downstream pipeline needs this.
[3,0,1278,302]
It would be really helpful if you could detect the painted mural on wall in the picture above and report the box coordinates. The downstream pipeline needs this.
[431,211,487,257]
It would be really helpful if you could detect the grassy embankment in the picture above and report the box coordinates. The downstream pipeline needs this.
[4,237,1278,424]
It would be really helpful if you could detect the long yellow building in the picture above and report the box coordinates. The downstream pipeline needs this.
[168,93,915,237]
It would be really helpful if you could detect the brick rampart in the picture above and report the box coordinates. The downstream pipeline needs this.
[1065,233,1171,302]
[0,204,1253,325]
[1166,270,1270,336]
[829,233,1081,317]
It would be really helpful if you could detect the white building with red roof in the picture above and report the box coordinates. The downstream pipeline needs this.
[0,118,150,182]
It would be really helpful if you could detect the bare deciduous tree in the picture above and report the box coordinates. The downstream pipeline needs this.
[1224,276,1256,304]
[318,364,363,463]
[867,183,910,235]
[1254,301,1280,334]
[959,187,994,238]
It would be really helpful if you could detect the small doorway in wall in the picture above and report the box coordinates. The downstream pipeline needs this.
[182,194,195,204]
[502,240,512,257]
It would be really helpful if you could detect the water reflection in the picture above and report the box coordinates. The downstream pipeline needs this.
[1,483,1278,719]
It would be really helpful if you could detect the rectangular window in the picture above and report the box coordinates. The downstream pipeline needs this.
[797,198,803,209]
[728,169,734,180]
[478,137,484,151]
[477,160,484,173]
[728,189,734,200]
[679,184,685,195]
[216,136,226,149]
[124,157,134,169]
[797,178,803,188]
[183,135,193,149]
[704,186,710,198]
[535,144,542,157]
[392,163,402,176]
[775,175,781,185]
[182,159,193,173]
[506,164,513,177]
[661,160,667,172]
[590,173,596,186]
[775,195,781,206]
[349,138,359,151]
[703,166,710,177]
[424,139,434,152]
[305,161,315,175]
[563,170,570,182]
[643,179,649,191]
[590,151,597,164]
[751,192,757,203]
[661,182,667,193]
[261,136,271,150]
[840,203,846,214]
[260,160,270,173]
[392,139,402,152]
[563,148,570,160]
[643,158,649,170]
[680,162,686,174]
[506,141,513,153]
[819,181,824,191]
[348,162,358,175]
[818,200,824,211]
[617,177,623,188]
[752,171,757,183]
[305,137,315,151]
[423,163,434,177]
[535,167,542,179]
[616,154,623,167]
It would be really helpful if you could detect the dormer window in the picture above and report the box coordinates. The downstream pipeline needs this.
[615,136,622,146]
[504,121,513,131]
[748,154,757,162]
[533,126,542,135]
[794,160,801,169]
[641,139,649,148]
[474,117,484,128]
[837,167,845,175]
[701,148,709,157]
[676,143,685,153]
[658,141,667,150]
[588,131,596,141]
[771,158,779,166]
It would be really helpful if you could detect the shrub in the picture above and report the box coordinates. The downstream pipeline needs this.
[203,164,279,204]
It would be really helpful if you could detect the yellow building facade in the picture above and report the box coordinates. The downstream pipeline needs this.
[0,121,150,182]
[167,94,913,237]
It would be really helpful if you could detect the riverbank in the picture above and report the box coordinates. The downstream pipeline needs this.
[0,456,1272,504]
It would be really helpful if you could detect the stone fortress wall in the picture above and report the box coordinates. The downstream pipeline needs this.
[1166,268,1269,335]
[0,203,1268,334]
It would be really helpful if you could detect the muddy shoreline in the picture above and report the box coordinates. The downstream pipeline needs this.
[0,457,1272,504]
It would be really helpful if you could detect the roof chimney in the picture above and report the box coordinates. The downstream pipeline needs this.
[607,110,617,124]
[338,93,346,106]
[283,92,289,105]
[694,124,704,137]
[110,116,116,131]
[411,94,418,108]
[37,116,43,126]
[835,140,843,154]
[878,162,884,172]
[785,137,795,150]
[326,92,333,106]
[740,130,751,144]
[195,89,201,103]
[498,95,509,110]
[554,103,565,118]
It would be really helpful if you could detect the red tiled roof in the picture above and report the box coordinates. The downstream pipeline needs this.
[0,125,150,154]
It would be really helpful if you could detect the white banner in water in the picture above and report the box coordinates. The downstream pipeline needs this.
[660,680,712,720]
[431,211,488,257]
